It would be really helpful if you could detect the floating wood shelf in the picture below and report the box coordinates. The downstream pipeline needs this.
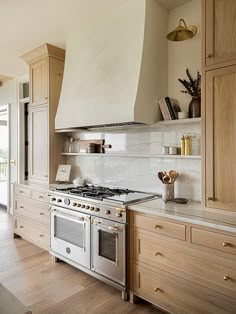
[61,153,201,159]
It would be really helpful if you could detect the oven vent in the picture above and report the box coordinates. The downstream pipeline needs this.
[55,0,168,130]
[87,122,146,129]
[55,121,147,133]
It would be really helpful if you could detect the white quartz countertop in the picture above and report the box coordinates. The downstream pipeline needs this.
[128,198,236,233]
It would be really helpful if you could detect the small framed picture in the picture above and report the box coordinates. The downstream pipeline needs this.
[55,164,71,182]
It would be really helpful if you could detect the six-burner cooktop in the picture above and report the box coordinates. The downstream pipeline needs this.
[53,184,159,205]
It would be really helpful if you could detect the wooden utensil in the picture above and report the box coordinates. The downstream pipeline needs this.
[158,172,164,183]
[163,175,171,184]
[169,170,178,183]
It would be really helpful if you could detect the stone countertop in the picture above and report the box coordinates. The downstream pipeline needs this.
[128,198,236,233]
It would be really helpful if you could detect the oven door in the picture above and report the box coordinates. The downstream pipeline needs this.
[50,206,90,269]
[91,217,126,286]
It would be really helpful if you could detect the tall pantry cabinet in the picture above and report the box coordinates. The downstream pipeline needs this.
[202,0,236,211]
[21,43,66,184]
[13,44,66,250]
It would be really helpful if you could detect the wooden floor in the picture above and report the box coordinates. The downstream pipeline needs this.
[0,209,163,314]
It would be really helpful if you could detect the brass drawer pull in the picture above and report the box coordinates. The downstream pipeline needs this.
[206,197,215,201]
[19,190,23,193]
[154,251,161,256]
[20,225,24,228]
[153,288,160,292]
[39,196,43,199]
[206,53,212,58]
[39,235,44,238]
[223,242,230,247]
[154,224,160,229]
[39,212,45,216]
[224,276,230,281]
[20,206,24,209]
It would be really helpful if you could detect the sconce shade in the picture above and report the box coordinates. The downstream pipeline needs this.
[167,19,197,41]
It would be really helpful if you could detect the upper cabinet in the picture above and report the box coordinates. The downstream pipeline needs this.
[30,59,48,106]
[205,65,236,211]
[203,0,236,212]
[21,44,66,185]
[204,0,236,69]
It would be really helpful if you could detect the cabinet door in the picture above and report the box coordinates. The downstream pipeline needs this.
[205,65,236,211]
[30,59,48,106]
[205,0,236,68]
[28,105,48,182]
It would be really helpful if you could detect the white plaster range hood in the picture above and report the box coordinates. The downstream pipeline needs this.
[55,0,168,130]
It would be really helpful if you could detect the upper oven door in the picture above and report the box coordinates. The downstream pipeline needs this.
[50,206,90,269]
[91,217,126,286]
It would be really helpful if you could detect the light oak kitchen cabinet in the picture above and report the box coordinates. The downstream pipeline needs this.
[13,184,50,250]
[205,65,236,211]
[202,1,236,211]
[129,211,236,314]
[21,43,66,184]
[13,44,66,249]
[204,0,236,69]
[28,105,48,182]
[30,59,48,106]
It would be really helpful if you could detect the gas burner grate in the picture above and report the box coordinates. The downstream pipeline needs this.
[67,185,136,200]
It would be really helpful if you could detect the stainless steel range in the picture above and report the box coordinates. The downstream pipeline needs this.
[49,185,158,300]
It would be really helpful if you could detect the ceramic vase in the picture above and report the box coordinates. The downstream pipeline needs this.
[189,97,201,118]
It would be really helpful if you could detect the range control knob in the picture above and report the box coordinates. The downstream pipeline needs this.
[105,210,111,215]
[116,213,122,217]
[81,204,85,208]
[64,199,70,206]
[85,205,90,210]
[73,202,77,207]
[51,197,56,201]
[77,204,81,207]
[95,207,100,212]
[57,199,62,203]
[90,207,95,211]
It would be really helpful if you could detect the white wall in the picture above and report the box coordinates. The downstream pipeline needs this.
[168,0,201,112]
[68,123,201,201]
[0,79,18,212]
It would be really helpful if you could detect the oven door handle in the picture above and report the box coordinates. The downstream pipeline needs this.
[51,210,86,223]
[93,222,119,232]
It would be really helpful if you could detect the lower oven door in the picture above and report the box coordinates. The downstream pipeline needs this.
[50,206,90,269]
[91,217,126,286]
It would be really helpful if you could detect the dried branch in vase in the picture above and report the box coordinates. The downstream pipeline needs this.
[178,69,201,97]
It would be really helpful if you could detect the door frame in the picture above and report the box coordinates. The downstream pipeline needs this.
[0,103,10,212]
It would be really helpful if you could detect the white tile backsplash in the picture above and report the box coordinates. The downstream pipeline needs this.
[67,123,201,201]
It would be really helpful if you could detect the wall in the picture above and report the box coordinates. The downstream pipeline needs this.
[0,79,18,212]
[168,0,201,111]
[67,123,201,201]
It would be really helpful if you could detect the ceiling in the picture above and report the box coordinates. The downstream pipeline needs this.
[0,0,191,79]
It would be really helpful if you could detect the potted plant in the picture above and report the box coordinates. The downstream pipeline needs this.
[178,69,201,118]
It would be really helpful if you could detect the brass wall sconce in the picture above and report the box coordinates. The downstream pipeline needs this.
[167,18,197,41]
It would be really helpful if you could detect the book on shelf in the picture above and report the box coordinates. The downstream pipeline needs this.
[159,97,181,120]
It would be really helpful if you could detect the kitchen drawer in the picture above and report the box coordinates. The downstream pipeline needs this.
[32,190,50,203]
[15,197,49,225]
[14,216,49,248]
[134,265,235,314]
[134,231,236,299]
[15,186,31,198]
[191,228,236,256]
[133,213,185,240]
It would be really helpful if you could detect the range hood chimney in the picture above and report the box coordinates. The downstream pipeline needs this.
[55,0,168,130]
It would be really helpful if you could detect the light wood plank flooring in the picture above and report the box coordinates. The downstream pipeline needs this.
[0,209,163,314]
